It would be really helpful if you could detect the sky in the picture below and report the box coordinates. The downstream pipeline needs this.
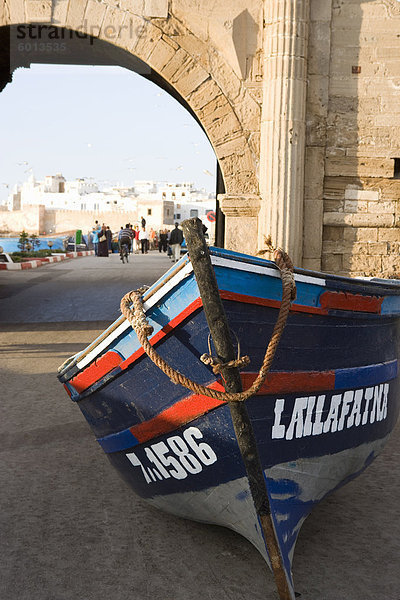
[0,64,217,203]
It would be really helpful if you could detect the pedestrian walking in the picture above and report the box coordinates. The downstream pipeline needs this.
[106,226,112,252]
[169,222,184,263]
[92,220,101,256]
[149,228,156,250]
[158,229,168,252]
[97,224,109,257]
[133,225,140,253]
[139,226,149,254]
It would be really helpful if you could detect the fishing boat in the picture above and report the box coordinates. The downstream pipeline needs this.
[58,219,400,599]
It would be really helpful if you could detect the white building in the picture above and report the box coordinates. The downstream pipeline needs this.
[2,174,215,237]
[65,178,98,195]
[133,181,158,195]
[5,173,137,213]
[173,199,214,223]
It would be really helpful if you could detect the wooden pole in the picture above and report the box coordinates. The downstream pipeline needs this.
[181,218,295,600]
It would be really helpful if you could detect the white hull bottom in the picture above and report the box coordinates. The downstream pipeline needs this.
[146,436,389,570]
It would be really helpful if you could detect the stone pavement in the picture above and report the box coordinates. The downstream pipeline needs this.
[0,251,173,323]
[1,252,399,599]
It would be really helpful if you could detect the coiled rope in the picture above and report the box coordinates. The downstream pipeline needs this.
[120,249,296,403]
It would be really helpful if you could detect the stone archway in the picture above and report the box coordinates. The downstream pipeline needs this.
[0,0,263,255]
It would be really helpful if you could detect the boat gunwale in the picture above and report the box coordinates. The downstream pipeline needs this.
[212,247,400,295]
[57,247,400,381]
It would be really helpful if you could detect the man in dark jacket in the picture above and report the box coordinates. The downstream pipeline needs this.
[118,224,134,260]
[169,222,184,263]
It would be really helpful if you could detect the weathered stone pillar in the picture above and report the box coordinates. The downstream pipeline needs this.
[258,0,310,265]
[219,195,261,255]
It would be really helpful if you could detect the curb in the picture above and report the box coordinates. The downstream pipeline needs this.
[0,250,95,270]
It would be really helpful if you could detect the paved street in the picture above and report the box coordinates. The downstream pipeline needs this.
[1,252,400,600]
[0,251,174,323]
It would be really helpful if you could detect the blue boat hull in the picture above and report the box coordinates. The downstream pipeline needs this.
[58,248,400,595]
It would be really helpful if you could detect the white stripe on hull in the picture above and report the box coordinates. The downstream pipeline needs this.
[211,255,327,287]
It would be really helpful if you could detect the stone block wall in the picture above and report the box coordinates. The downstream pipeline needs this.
[322,178,400,277]
[319,0,400,278]
[43,208,138,235]
[0,204,44,234]
[0,204,176,236]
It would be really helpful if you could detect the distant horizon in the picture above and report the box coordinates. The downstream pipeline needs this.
[0,64,217,203]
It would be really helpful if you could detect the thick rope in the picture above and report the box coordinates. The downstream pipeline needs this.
[120,249,296,402]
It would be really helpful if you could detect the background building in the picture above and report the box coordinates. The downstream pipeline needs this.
[0,173,215,239]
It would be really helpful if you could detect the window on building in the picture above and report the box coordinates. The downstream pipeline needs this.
[394,158,400,179]
[148,208,152,216]
[175,213,181,219]
[162,192,166,198]
[190,209,198,218]
[182,192,185,197]
[166,209,170,216]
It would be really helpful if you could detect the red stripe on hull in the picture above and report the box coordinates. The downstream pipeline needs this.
[130,381,226,443]
[70,351,124,393]
[319,291,383,313]
[219,290,327,315]
[241,371,335,395]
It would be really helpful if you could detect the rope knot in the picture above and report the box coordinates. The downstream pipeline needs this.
[142,324,154,336]
[121,288,154,336]
[273,249,296,301]
[200,353,250,375]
